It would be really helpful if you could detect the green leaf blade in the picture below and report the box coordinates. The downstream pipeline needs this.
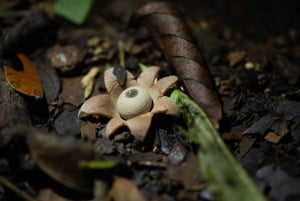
[170,89,266,201]
[54,0,94,25]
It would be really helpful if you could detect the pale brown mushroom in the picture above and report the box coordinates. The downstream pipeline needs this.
[78,66,179,141]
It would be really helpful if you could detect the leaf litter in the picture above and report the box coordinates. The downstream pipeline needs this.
[0,1,299,201]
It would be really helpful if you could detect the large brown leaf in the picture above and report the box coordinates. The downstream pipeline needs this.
[27,132,94,193]
[131,2,222,128]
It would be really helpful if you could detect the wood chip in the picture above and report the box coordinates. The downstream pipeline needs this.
[228,51,246,66]
[81,67,100,99]
[264,131,282,144]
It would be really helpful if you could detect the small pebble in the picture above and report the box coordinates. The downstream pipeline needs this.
[168,143,187,166]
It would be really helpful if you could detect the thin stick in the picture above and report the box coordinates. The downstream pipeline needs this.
[0,176,38,201]
[117,40,125,67]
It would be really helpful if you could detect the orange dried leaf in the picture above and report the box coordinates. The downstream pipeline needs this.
[264,131,282,144]
[228,51,246,67]
[4,53,44,98]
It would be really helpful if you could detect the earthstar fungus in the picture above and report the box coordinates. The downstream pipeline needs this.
[78,66,179,141]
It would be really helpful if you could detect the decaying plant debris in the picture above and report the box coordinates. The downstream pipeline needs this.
[131,2,222,128]
[0,0,299,201]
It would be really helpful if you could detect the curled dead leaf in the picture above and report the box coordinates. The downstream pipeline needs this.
[131,2,222,128]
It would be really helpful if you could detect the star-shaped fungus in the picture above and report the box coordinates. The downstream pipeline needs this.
[78,66,179,141]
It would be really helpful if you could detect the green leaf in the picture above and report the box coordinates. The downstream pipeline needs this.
[138,63,148,71]
[54,0,94,25]
[170,90,266,201]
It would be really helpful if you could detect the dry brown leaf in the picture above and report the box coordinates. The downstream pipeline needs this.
[33,56,61,104]
[237,135,257,158]
[108,177,147,201]
[228,51,246,67]
[4,53,44,98]
[131,2,222,128]
[37,188,72,201]
[167,152,200,189]
[27,133,94,193]
[59,76,85,106]
[264,131,282,144]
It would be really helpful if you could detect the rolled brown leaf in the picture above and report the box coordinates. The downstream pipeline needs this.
[131,2,222,128]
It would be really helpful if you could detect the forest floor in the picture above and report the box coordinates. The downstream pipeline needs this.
[0,0,299,201]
